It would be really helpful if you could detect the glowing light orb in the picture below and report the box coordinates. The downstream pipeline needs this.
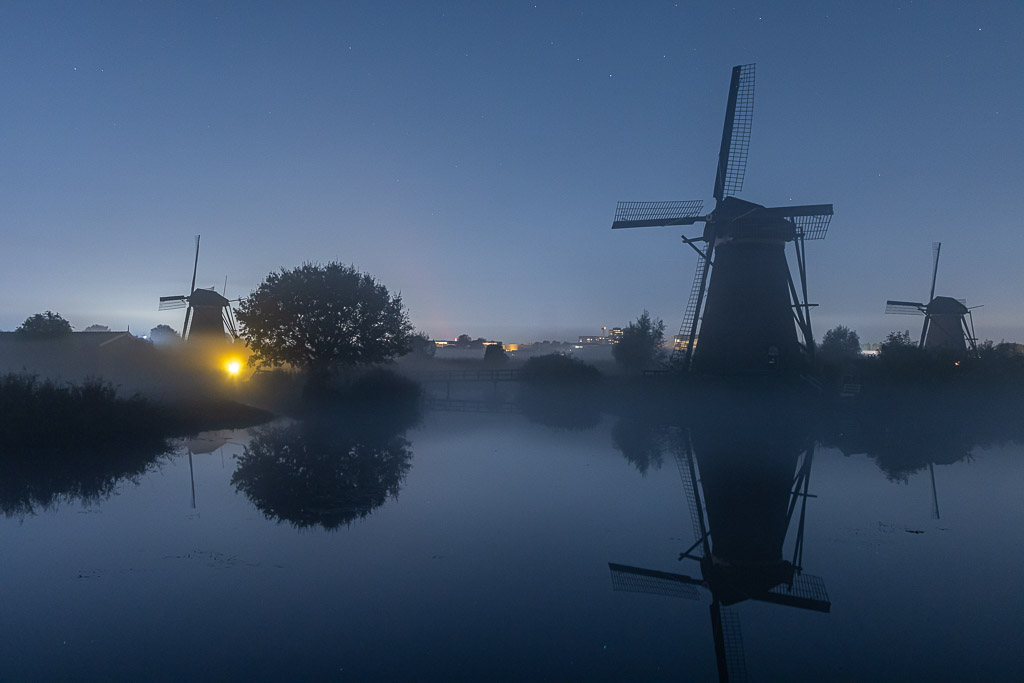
[226,360,242,376]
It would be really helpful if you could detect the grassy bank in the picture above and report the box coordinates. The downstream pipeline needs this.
[0,373,271,456]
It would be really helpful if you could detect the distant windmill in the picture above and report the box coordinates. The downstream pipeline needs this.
[158,235,240,341]
[884,242,979,354]
[611,64,834,374]
[609,427,830,682]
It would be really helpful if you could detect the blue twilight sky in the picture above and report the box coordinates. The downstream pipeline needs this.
[1,1,1021,344]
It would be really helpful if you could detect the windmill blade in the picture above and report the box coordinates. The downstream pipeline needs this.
[929,242,941,302]
[223,306,240,338]
[885,300,926,315]
[608,563,702,600]
[159,295,188,311]
[759,573,831,613]
[612,200,704,229]
[671,437,708,548]
[758,204,834,240]
[189,234,201,294]
[710,602,748,683]
[713,63,756,202]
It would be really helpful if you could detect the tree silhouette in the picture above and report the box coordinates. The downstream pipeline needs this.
[236,262,413,382]
[16,311,72,337]
[149,324,181,344]
[612,310,666,373]
[819,325,861,360]
[880,329,916,355]
[83,324,110,332]
[483,343,508,365]
[404,332,436,359]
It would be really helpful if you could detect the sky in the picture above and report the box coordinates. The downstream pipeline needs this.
[1,1,1021,344]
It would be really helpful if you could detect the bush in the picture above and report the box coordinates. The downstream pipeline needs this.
[522,354,600,386]
[483,343,508,365]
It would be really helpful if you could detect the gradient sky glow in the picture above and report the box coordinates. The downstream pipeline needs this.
[2,1,1021,343]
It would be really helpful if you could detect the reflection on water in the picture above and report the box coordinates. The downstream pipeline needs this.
[2,385,1024,680]
[611,418,666,475]
[231,411,418,530]
[0,441,170,518]
[610,404,829,681]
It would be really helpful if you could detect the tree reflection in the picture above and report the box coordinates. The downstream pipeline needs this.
[822,398,975,481]
[0,441,169,518]
[610,418,666,475]
[231,414,416,530]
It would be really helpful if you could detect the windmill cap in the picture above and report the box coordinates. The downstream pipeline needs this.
[189,288,231,307]
[927,296,968,314]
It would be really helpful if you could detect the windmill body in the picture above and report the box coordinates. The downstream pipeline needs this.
[694,198,803,373]
[185,288,234,339]
[691,421,803,575]
[609,411,830,681]
[612,65,833,375]
[922,296,969,353]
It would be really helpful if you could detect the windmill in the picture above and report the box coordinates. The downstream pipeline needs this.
[611,64,834,374]
[885,242,979,354]
[182,431,234,509]
[609,423,830,682]
[158,235,240,342]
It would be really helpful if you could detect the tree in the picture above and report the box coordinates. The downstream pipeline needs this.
[83,324,110,332]
[236,262,413,379]
[819,325,861,360]
[612,310,666,373]
[149,324,181,344]
[16,311,72,337]
[880,329,915,352]
[404,332,436,359]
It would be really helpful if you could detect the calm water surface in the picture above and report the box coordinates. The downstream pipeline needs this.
[1,405,1022,681]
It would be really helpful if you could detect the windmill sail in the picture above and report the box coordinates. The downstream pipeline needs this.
[612,200,704,229]
[756,205,834,240]
[714,64,756,201]
[711,602,748,683]
[929,242,941,302]
[761,573,831,613]
[608,563,702,600]
[159,296,188,310]
[885,300,926,315]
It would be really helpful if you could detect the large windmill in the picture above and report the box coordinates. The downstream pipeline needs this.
[885,242,979,354]
[158,235,239,342]
[612,64,834,374]
[609,423,830,681]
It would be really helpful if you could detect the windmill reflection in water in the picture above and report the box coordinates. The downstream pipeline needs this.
[609,420,830,682]
[182,431,238,510]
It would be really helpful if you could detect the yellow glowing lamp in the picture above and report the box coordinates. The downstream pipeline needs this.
[225,359,242,376]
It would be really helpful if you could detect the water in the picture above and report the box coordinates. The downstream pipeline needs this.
[1,403,1022,681]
